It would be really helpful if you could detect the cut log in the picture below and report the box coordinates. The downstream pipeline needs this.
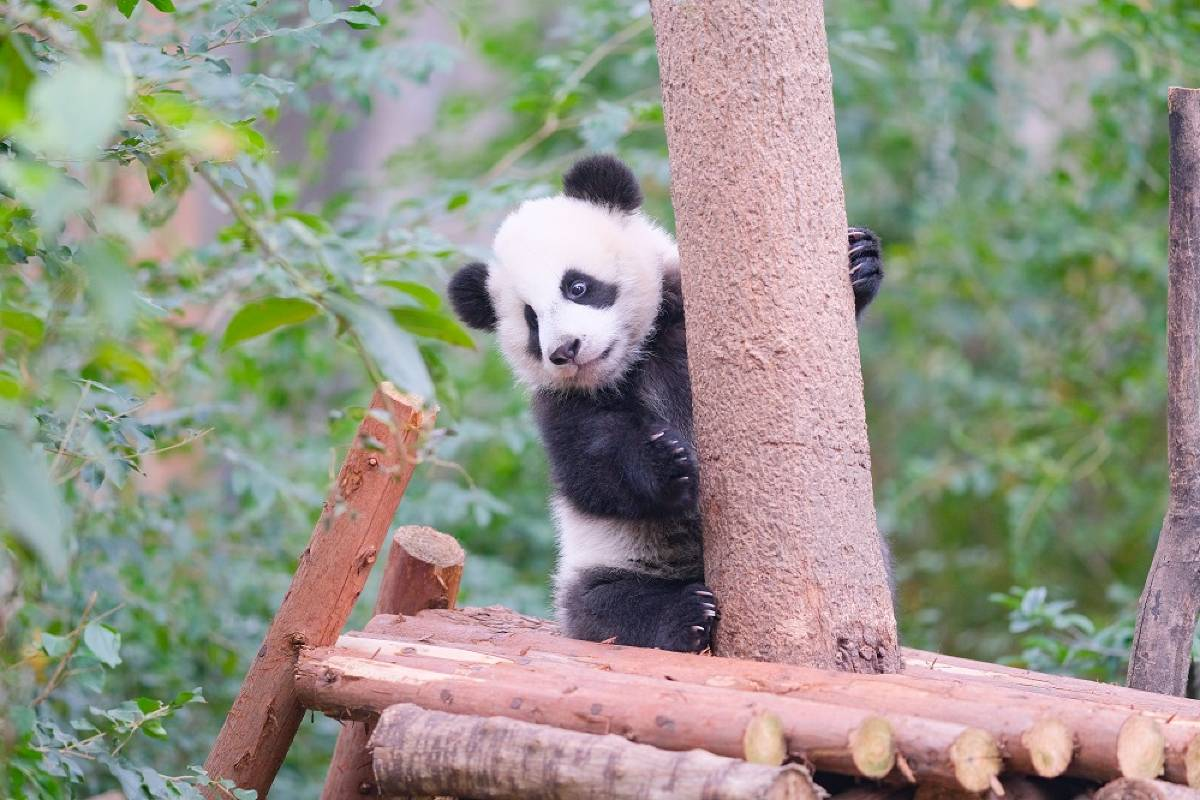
[1129,86,1200,697]
[1099,779,1200,800]
[368,702,822,800]
[295,643,1003,789]
[320,526,465,800]
[649,0,900,669]
[358,607,1200,785]
[203,384,431,799]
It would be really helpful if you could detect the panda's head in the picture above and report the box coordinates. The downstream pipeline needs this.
[449,155,678,392]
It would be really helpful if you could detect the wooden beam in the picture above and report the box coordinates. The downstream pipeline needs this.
[320,526,464,799]
[203,384,431,799]
[369,702,821,800]
[1129,86,1200,696]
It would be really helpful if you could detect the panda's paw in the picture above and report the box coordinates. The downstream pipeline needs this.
[647,427,699,514]
[654,584,718,653]
[848,226,884,313]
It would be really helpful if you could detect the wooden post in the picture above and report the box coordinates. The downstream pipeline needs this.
[369,703,820,800]
[202,384,432,798]
[320,526,465,799]
[649,0,900,669]
[1130,87,1200,696]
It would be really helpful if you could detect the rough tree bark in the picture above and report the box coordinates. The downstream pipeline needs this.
[319,526,464,799]
[202,384,431,798]
[649,1,899,669]
[1130,87,1200,696]
[368,703,821,800]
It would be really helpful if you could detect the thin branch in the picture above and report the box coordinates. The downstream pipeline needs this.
[32,592,98,706]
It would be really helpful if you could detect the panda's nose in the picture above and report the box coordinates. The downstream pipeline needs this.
[549,338,581,366]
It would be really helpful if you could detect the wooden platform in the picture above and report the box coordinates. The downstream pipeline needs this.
[296,606,1200,794]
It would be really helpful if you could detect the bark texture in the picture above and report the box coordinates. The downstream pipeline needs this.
[320,526,464,800]
[202,384,431,799]
[1099,780,1200,800]
[650,0,899,669]
[368,703,821,800]
[1129,87,1200,696]
[360,607,1200,786]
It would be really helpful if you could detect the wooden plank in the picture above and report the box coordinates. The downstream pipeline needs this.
[320,526,464,799]
[203,384,431,799]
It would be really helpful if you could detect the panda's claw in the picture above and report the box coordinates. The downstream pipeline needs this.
[650,430,667,442]
[847,225,883,314]
[652,582,718,653]
[694,590,714,598]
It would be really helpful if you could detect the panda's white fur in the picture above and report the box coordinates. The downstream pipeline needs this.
[488,195,678,392]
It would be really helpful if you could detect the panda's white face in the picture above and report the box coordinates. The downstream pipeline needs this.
[486,195,677,392]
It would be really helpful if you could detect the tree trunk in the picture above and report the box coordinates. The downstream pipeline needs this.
[320,526,465,799]
[296,640,1006,790]
[1129,87,1200,696]
[202,384,431,799]
[368,703,821,800]
[649,0,899,669]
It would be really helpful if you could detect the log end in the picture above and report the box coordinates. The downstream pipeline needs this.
[744,711,788,766]
[1117,716,1166,781]
[1020,718,1075,778]
[393,526,466,569]
[849,716,897,779]
[949,727,1003,793]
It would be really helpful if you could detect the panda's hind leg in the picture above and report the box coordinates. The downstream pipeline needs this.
[558,567,718,653]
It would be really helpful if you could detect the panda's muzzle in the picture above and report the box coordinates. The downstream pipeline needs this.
[549,338,582,366]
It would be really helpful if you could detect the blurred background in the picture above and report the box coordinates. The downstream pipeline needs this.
[2,0,1199,795]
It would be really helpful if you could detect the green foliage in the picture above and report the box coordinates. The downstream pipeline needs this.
[3,0,1200,795]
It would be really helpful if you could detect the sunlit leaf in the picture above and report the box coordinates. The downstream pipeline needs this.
[116,0,139,17]
[0,308,45,346]
[83,622,122,667]
[23,62,126,159]
[221,297,321,350]
[146,0,175,11]
[0,429,67,576]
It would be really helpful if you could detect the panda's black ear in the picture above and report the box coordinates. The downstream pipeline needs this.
[563,154,642,213]
[448,262,497,331]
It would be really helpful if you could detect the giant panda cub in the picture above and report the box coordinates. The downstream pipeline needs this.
[449,155,884,654]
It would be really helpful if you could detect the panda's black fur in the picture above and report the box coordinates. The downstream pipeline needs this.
[449,155,884,653]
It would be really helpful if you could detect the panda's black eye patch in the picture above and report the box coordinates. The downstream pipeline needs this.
[524,304,541,359]
[561,269,618,308]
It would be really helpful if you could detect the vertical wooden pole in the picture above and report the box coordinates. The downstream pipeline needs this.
[649,0,900,670]
[320,526,465,798]
[203,384,432,798]
[1129,87,1200,696]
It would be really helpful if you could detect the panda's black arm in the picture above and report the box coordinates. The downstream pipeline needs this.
[534,391,698,520]
[849,226,883,318]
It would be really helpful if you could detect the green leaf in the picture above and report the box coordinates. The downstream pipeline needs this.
[0,33,36,135]
[115,0,139,16]
[308,0,333,21]
[335,7,381,27]
[0,308,45,346]
[221,297,321,350]
[40,632,71,658]
[389,307,474,348]
[326,296,434,400]
[145,0,174,11]
[379,280,441,310]
[0,429,67,576]
[445,191,469,210]
[83,621,122,667]
[79,239,137,335]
